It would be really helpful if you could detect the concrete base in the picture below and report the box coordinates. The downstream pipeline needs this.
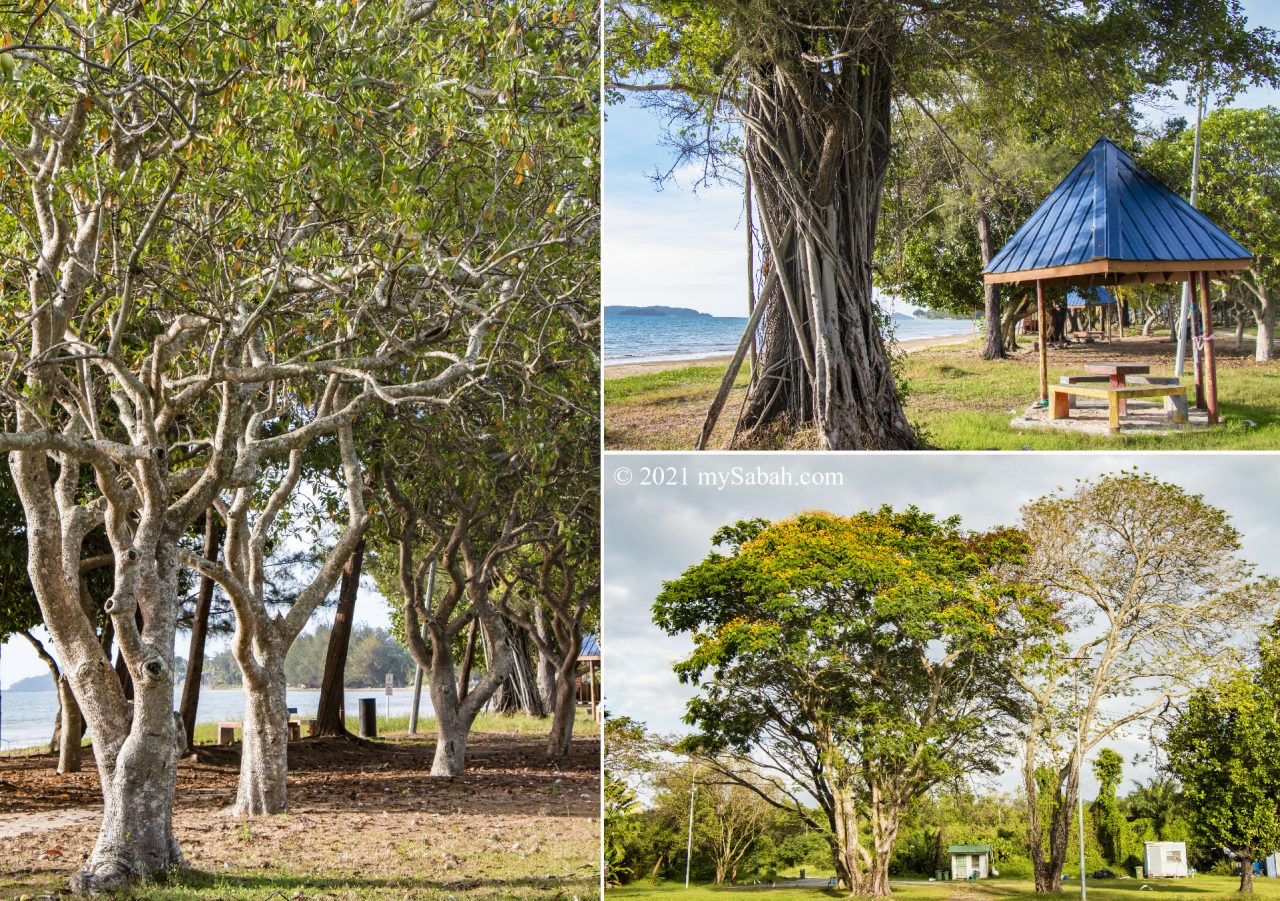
[1013,398,1210,435]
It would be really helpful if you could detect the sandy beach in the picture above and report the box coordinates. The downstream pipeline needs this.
[604,332,974,379]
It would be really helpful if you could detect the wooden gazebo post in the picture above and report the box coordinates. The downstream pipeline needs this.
[1036,280,1048,403]
[1200,271,1219,423]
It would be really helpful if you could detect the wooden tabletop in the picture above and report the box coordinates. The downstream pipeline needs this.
[1083,361,1151,376]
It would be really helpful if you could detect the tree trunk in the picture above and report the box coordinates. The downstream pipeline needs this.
[71,569,185,893]
[734,31,919,449]
[976,207,1004,360]
[56,674,83,774]
[314,539,365,737]
[429,658,478,776]
[425,609,514,776]
[179,511,221,750]
[533,603,558,714]
[489,619,543,715]
[1255,301,1275,363]
[1235,304,1246,353]
[232,664,290,816]
[547,643,580,757]
[73,710,184,893]
[1241,858,1254,893]
[457,618,478,701]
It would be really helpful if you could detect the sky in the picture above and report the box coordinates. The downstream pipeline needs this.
[0,546,391,691]
[603,0,1280,318]
[602,452,1280,797]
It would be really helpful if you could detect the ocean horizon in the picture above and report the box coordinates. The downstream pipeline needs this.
[0,685,434,751]
[604,308,975,364]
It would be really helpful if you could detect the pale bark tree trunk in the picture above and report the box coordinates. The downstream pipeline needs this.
[315,539,366,737]
[10,437,188,892]
[181,424,368,816]
[976,207,1004,360]
[1241,857,1255,893]
[234,658,290,816]
[424,608,513,775]
[734,25,919,449]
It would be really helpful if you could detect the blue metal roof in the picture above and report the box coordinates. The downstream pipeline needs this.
[985,137,1250,278]
[1066,287,1116,308]
[580,634,600,658]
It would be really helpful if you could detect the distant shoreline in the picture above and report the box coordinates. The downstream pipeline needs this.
[604,333,975,379]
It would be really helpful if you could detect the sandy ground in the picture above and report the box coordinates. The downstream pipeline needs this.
[0,731,600,895]
[604,333,973,379]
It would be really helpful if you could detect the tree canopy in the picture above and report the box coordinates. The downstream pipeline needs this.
[654,507,1056,896]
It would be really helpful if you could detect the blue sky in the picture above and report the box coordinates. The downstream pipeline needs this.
[604,0,1280,318]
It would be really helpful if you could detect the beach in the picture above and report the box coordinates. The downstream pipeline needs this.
[604,332,974,379]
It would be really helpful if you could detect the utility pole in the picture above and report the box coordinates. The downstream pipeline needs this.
[685,765,701,889]
[1071,657,1089,901]
[1175,86,1206,378]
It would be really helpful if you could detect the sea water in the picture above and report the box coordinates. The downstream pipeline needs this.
[0,686,433,750]
[604,310,975,363]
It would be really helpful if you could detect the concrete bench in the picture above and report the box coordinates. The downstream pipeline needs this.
[1049,383,1188,433]
[217,720,302,743]
[1066,330,1107,343]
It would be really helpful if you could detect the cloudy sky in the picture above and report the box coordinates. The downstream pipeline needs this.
[604,1,1280,318]
[603,452,1280,796]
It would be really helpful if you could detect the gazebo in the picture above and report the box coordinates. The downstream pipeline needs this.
[984,137,1252,425]
[577,634,600,721]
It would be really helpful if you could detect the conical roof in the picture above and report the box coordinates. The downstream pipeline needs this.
[984,137,1251,286]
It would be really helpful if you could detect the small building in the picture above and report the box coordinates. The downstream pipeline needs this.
[949,844,993,880]
[1144,841,1189,878]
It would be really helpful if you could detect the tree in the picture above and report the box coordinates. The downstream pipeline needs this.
[1090,749,1135,868]
[313,540,366,737]
[1015,472,1279,893]
[0,0,597,888]
[184,425,370,815]
[607,1,1277,448]
[1166,665,1280,893]
[1142,107,1280,361]
[504,494,601,757]
[653,509,1055,896]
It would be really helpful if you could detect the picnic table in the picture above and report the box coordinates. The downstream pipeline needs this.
[1083,361,1149,414]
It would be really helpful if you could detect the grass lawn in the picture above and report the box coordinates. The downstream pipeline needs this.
[3,709,600,755]
[603,332,1280,450]
[607,875,1277,900]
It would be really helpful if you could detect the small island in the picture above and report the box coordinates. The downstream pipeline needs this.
[605,305,714,318]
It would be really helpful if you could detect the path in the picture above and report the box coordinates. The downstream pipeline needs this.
[0,806,100,840]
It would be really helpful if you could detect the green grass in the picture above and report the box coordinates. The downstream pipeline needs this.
[186,708,599,744]
[900,340,1280,450]
[604,364,749,405]
[0,866,600,900]
[607,875,1275,901]
[603,335,1280,450]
